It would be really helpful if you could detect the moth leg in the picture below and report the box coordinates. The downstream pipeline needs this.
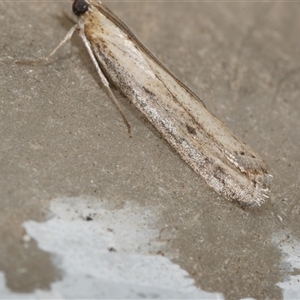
[16,24,78,65]
[78,31,132,137]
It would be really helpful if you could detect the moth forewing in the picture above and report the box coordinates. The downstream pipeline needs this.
[25,0,270,207]
[73,0,271,207]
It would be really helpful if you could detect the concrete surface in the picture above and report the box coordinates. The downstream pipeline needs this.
[0,1,300,299]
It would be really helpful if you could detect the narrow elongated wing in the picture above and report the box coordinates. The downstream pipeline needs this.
[76,0,271,206]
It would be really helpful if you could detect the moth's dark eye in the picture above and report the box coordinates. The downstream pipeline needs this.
[73,0,89,16]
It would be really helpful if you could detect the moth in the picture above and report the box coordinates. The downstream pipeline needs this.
[20,0,271,207]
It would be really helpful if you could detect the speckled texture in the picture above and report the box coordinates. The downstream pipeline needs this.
[0,1,300,299]
[77,0,271,207]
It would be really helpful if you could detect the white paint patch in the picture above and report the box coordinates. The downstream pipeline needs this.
[273,232,300,299]
[1,197,223,299]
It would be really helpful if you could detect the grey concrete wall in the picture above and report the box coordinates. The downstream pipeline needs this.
[1,1,300,299]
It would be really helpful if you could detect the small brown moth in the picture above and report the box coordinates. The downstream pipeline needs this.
[20,0,272,207]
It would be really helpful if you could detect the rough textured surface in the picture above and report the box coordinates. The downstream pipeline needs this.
[0,1,300,299]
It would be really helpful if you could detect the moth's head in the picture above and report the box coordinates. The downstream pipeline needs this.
[72,0,89,16]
